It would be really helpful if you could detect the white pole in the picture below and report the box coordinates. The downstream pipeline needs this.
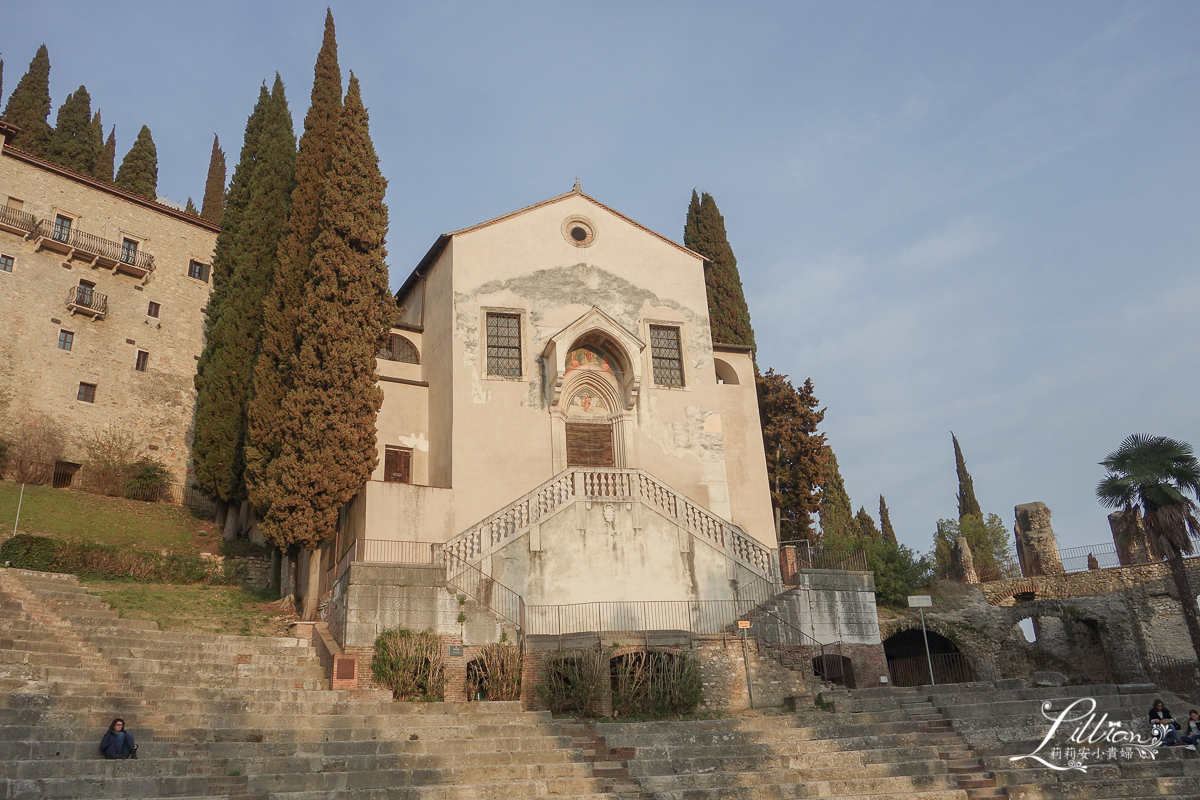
[920,607,936,686]
[12,483,25,539]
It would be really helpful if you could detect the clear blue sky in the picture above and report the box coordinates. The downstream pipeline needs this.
[4,2,1198,556]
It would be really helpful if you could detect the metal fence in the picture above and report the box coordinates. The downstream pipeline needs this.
[887,652,977,687]
[1057,542,1122,573]
[1,458,212,516]
[357,539,444,566]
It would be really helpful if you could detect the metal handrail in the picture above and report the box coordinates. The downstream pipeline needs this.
[36,219,156,272]
[443,467,776,581]
[445,552,525,632]
[0,204,37,233]
[65,285,107,315]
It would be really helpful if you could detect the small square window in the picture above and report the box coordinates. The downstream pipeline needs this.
[58,330,74,351]
[649,325,685,387]
[485,312,522,377]
[135,350,149,372]
[147,301,160,318]
[77,382,96,403]
[6,198,24,211]
[187,260,211,282]
[0,254,13,273]
[121,238,139,264]
[384,446,412,484]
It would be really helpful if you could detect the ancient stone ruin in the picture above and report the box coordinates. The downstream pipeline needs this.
[1013,501,1065,577]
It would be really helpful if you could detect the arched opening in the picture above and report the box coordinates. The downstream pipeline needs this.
[812,654,856,688]
[379,334,419,364]
[714,357,739,385]
[1000,610,1113,684]
[556,333,631,470]
[884,629,975,686]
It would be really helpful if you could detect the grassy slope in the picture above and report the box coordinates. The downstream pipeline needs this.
[86,581,287,637]
[0,481,219,553]
[1,480,290,636]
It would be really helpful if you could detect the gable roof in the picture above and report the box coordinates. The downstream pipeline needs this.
[396,185,706,301]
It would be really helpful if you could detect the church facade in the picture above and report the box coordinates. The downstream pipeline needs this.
[332,186,779,624]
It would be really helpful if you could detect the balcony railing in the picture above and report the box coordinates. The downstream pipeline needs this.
[65,285,107,318]
[34,219,155,276]
[0,204,37,235]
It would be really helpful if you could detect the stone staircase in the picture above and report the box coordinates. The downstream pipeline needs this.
[826,680,1200,800]
[0,568,621,800]
[592,708,971,800]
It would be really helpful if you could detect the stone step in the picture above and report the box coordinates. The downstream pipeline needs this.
[637,771,960,796]
[641,787,968,800]
[3,755,595,784]
[626,746,948,777]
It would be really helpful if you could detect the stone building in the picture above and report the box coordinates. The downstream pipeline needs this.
[0,120,218,481]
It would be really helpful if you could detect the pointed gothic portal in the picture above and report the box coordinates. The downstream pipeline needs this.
[565,422,614,467]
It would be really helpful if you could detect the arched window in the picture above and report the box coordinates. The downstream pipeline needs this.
[379,334,419,364]
[713,358,739,385]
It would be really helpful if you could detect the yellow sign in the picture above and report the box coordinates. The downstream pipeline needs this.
[737,620,751,629]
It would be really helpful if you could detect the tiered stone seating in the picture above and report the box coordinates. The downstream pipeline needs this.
[833,680,1200,800]
[593,711,971,800]
[0,568,622,800]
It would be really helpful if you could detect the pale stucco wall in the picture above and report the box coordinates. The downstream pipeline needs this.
[373,328,429,485]
[443,193,771,545]
[714,350,776,541]
[489,497,737,608]
[424,243,454,489]
[360,480,455,544]
[0,148,217,480]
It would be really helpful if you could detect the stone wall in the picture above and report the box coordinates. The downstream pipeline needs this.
[0,146,218,482]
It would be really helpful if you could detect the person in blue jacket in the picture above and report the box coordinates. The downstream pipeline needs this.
[99,718,137,759]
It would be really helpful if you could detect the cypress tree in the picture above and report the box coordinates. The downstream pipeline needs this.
[193,85,273,505]
[184,197,198,215]
[192,78,295,517]
[259,74,389,620]
[855,507,881,540]
[684,190,755,348]
[247,10,342,518]
[200,134,227,223]
[95,126,116,182]
[49,86,100,174]
[879,495,898,546]
[756,369,828,543]
[3,45,53,156]
[818,451,856,541]
[114,125,158,199]
[952,432,983,520]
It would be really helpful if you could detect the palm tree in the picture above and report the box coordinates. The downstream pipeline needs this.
[1097,434,1200,662]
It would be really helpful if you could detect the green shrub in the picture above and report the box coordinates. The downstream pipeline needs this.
[125,457,172,501]
[372,628,445,701]
[0,533,58,572]
[537,646,610,717]
[0,533,226,585]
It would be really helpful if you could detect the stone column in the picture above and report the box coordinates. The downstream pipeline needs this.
[951,537,979,584]
[1014,502,1065,577]
[1110,510,1151,566]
